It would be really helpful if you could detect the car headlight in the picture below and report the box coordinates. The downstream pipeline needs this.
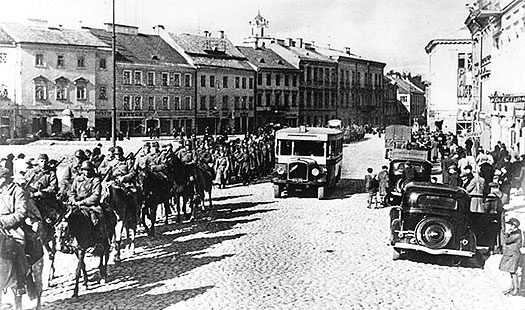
[277,167,285,175]
[311,167,320,177]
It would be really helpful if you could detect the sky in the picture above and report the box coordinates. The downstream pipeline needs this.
[1,0,472,77]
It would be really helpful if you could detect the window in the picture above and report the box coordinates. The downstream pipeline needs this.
[284,94,289,106]
[162,96,169,110]
[0,53,6,63]
[173,73,181,86]
[292,93,297,106]
[275,93,281,106]
[400,95,408,103]
[148,96,155,110]
[147,72,155,86]
[184,74,191,87]
[222,95,229,110]
[134,71,142,85]
[123,96,131,110]
[276,74,281,86]
[266,74,271,86]
[201,75,206,87]
[266,94,271,106]
[185,96,192,110]
[162,73,169,86]
[257,94,262,106]
[200,96,207,110]
[209,96,215,110]
[76,85,86,100]
[209,75,215,88]
[57,55,65,68]
[53,85,65,101]
[35,54,44,66]
[242,96,247,109]
[123,70,131,85]
[285,75,289,86]
[248,96,253,109]
[174,96,181,109]
[77,56,85,68]
[242,77,247,89]
[292,75,297,87]
[257,73,262,85]
[249,77,254,89]
[133,96,142,110]
[223,76,228,88]
[235,77,240,88]
[99,58,107,69]
[99,86,107,100]
[234,97,240,109]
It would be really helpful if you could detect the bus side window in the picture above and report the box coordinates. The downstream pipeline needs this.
[281,140,292,155]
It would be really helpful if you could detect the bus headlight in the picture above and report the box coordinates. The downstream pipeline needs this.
[277,167,285,175]
[311,167,320,177]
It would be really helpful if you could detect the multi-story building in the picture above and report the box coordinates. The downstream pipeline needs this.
[269,40,338,127]
[237,45,300,127]
[0,20,111,137]
[386,73,426,126]
[425,39,474,134]
[88,24,195,136]
[315,46,386,126]
[161,30,255,135]
[465,0,525,151]
[383,77,410,126]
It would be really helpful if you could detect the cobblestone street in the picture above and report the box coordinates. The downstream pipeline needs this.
[3,135,521,310]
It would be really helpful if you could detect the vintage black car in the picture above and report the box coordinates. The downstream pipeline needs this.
[384,157,433,206]
[390,182,504,260]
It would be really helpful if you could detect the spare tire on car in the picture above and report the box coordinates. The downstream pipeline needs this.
[415,217,453,249]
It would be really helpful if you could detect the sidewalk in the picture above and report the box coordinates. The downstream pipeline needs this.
[484,191,525,309]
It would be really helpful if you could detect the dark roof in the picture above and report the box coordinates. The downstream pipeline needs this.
[236,46,298,71]
[387,75,424,95]
[0,22,107,47]
[283,46,336,63]
[169,33,253,70]
[89,28,189,65]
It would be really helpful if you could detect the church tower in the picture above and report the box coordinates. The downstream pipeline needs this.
[242,11,274,48]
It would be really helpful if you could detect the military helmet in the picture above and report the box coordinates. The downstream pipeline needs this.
[74,149,87,159]
[113,146,124,155]
[38,153,49,161]
[152,141,160,148]
[80,160,95,172]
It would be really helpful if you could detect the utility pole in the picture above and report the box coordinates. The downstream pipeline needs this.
[111,0,117,147]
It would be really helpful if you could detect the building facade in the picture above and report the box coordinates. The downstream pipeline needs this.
[237,45,300,127]
[425,39,474,134]
[383,77,410,126]
[465,0,525,151]
[162,31,255,135]
[0,21,111,137]
[386,73,426,127]
[89,24,195,137]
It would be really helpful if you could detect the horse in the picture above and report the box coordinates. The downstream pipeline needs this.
[55,206,117,298]
[193,164,214,212]
[136,167,173,236]
[105,183,139,263]
[167,155,195,224]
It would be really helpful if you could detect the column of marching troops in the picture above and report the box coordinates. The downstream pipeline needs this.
[0,131,275,306]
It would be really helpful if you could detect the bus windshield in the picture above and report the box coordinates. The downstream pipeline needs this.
[293,141,325,156]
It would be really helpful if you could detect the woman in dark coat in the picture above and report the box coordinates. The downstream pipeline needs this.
[499,217,522,296]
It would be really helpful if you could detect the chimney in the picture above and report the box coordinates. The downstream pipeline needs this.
[344,46,351,55]
[219,30,225,39]
[297,38,303,48]
[153,24,165,35]
[287,38,293,47]
[204,30,209,37]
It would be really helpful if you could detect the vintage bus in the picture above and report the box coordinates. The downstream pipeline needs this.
[273,126,343,199]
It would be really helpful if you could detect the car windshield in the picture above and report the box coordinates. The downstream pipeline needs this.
[392,162,425,175]
[417,195,457,210]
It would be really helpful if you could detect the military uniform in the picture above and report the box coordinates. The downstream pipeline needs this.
[25,163,61,224]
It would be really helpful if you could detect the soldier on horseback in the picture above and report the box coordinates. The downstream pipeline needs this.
[68,161,106,251]
[134,141,151,171]
[147,141,168,180]
[176,139,197,180]
[25,154,61,225]
[59,149,87,199]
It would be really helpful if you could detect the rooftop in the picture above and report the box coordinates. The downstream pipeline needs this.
[236,46,298,71]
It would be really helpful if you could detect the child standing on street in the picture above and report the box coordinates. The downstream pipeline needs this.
[365,167,378,209]
[500,217,522,296]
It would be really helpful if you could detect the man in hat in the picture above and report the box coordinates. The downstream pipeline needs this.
[69,161,106,240]
[102,146,135,185]
[59,149,87,198]
[500,217,522,296]
[25,154,61,224]
[446,164,462,187]
[133,142,151,171]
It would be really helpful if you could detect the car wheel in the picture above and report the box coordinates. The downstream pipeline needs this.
[395,178,404,193]
[415,217,453,249]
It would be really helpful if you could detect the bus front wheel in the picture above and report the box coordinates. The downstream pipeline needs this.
[273,184,282,198]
